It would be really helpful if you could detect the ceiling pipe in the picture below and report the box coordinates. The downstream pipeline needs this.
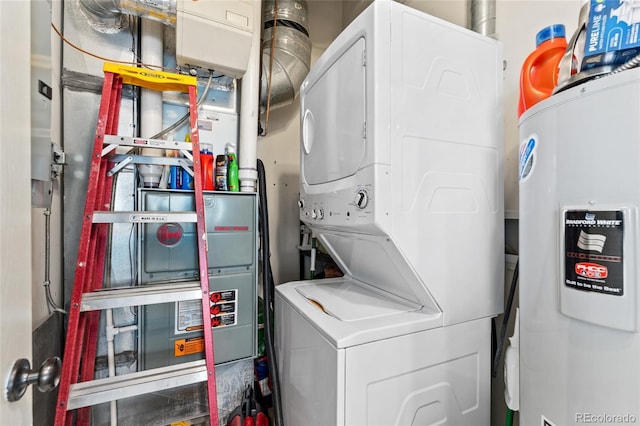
[260,0,311,113]
[470,0,496,38]
[239,2,262,193]
[138,20,165,188]
[78,0,176,31]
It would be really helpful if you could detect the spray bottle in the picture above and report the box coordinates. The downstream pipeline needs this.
[227,144,239,192]
[181,134,194,190]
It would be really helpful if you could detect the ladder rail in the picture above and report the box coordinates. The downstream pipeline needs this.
[55,71,120,423]
[188,84,220,421]
[77,158,116,425]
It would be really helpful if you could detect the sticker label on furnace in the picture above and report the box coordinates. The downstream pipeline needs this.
[176,289,238,334]
[564,210,624,296]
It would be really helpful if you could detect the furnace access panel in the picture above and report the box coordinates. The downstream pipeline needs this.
[137,189,257,368]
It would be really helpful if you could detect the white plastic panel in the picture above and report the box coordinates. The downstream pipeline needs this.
[275,290,344,426]
[317,230,440,310]
[344,318,491,425]
[301,37,366,185]
[176,0,256,78]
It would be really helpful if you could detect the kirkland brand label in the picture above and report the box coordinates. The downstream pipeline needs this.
[564,210,624,296]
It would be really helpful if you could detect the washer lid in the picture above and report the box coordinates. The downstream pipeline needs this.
[315,230,441,312]
[278,277,443,348]
[296,279,421,322]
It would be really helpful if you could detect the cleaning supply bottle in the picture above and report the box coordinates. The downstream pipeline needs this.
[215,154,229,191]
[518,24,567,117]
[200,144,215,190]
[227,144,239,192]
[181,134,194,190]
[169,153,181,189]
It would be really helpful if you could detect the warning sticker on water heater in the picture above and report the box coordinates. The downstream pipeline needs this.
[519,135,537,182]
[564,210,624,296]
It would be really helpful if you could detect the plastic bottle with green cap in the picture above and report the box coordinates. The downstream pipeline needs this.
[227,144,239,192]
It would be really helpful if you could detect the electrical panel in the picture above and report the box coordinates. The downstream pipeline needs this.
[175,0,258,78]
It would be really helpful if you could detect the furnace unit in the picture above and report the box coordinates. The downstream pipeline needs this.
[137,189,257,369]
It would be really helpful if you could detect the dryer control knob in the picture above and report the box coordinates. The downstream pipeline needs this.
[354,190,369,209]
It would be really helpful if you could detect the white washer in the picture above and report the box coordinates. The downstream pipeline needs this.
[276,279,492,425]
[276,1,504,424]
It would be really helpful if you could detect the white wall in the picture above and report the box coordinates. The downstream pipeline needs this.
[31,0,63,329]
[498,0,579,217]
[257,1,344,285]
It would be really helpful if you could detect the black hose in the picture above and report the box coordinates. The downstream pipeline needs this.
[257,159,284,426]
[492,259,519,378]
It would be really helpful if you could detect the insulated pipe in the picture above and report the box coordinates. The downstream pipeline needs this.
[105,309,138,426]
[260,0,311,113]
[470,0,496,38]
[139,19,165,188]
[106,309,117,426]
[78,0,176,31]
[239,1,263,193]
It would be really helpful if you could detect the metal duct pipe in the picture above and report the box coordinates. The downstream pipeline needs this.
[260,0,312,113]
[78,0,176,31]
[470,0,496,38]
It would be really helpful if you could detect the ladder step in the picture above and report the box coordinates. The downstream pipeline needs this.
[103,62,197,93]
[103,135,195,152]
[109,154,193,167]
[81,282,203,311]
[67,360,207,410]
[106,155,193,178]
[92,211,197,223]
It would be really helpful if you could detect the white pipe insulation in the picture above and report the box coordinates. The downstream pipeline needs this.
[239,2,263,193]
[138,19,165,188]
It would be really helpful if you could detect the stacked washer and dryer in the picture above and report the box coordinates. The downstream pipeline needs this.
[275,1,505,424]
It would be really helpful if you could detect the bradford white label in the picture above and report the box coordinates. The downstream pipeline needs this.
[564,210,624,296]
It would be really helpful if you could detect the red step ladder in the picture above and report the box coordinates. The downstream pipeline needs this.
[55,62,219,425]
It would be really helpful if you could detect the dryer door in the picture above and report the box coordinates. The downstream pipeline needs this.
[300,36,366,185]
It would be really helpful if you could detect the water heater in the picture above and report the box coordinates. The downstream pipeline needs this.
[519,68,640,425]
